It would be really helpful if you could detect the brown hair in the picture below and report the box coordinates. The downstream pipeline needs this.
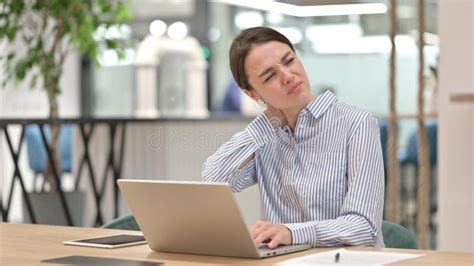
[229,27,294,91]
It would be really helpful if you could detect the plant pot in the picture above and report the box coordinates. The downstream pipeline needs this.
[23,190,86,226]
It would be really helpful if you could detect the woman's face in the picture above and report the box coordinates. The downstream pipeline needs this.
[244,41,312,111]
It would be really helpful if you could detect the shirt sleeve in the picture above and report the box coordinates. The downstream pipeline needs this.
[201,113,276,192]
[284,115,385,247]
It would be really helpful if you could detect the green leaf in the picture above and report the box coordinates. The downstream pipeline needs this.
[14,60,28,81]
[88,45,100,66]
[105,39,117,49]
[115,3,132,22]
[36,39,43,50]
[32,2,42,11]
[30,74,38,88]
[10,1,25,14]
[7,52,15,62]
[0,27,6,38]
[116,49,125,60]
[100,2,112,13]
[1,0,132,96]
[6,27,17,41]
[63,20,71,33]
[26,49,40,68]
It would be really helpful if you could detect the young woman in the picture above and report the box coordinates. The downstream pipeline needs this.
[202,27,385,248]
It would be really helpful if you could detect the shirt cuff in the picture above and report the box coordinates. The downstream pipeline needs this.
[245,113,276,147]
[284,222,317,246]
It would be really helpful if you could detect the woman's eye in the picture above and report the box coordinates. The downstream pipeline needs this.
[285,58,294,65]
[265,73,275,82]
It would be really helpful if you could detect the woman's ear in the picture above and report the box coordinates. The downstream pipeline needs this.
[243,89,262,103]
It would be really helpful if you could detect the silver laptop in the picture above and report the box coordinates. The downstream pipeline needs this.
[118,180,311,258]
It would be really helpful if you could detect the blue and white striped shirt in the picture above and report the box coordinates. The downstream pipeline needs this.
[202,91,385,247]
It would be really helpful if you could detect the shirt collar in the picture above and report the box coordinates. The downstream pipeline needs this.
[301,90,337,120]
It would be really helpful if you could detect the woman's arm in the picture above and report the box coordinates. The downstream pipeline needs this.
[201,113,277,192]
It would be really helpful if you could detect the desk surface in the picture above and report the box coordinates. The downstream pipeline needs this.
[1,222,473,265]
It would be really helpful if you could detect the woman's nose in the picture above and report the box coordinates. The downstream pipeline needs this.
[280,67,294,84]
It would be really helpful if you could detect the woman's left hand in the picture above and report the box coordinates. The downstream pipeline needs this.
[251,220,292,248]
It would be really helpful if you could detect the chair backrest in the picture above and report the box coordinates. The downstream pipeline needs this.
[402,121,437,166]
[101,214,140,231]
[378,119,388,167]
[382,220,418,249]
[25,124,72,173]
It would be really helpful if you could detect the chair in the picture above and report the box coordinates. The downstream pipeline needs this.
[382,220,418,249]
[398,121,438,242]
[399,121,437,166]
[378,118,389,169]
[25,124,73,191]
[101,214,140,231]
[378,118,394,221]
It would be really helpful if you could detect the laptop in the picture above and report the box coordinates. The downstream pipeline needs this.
[118,180,311,258]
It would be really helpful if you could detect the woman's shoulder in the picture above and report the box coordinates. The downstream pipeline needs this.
[333,101,379,133]
[335,101,374,120]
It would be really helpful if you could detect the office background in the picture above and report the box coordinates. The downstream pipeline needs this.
[0,0,472,253]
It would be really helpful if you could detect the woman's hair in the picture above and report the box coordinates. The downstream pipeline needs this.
[229,27,294,91]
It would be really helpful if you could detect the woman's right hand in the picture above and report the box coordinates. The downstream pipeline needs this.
[264,104,287,128]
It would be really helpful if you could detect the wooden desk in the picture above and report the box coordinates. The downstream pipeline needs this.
[1,223,473,265]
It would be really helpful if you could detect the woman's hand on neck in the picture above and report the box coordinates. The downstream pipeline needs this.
[264,102,307,132]
[261,95,317,132]
[264,104,287,128]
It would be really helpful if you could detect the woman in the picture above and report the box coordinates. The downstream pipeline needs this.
[202,27,385,248]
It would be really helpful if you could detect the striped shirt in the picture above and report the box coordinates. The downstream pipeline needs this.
[202,91,385,247]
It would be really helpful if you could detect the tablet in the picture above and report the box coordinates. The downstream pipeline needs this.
[63,234,146,249]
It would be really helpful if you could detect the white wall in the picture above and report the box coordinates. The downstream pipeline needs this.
[438,0,474,252]
[0,53,81,117]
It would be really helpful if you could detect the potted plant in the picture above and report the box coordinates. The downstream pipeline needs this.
[0,0,131,225]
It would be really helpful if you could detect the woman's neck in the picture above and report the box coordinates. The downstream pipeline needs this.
[283,95,316,132]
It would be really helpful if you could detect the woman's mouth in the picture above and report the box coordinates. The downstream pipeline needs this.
[288,82,302,95]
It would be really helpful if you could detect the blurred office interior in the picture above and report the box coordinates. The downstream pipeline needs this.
[0,0,472,253]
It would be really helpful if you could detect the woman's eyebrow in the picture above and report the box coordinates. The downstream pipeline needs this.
[258,66,274,79]
[281,51,292,62]
[257,51,292,79]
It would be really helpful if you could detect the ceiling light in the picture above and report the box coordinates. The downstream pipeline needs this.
[167,21,188,40]
[213,0,387,17]
[275,27,303,44]
[265,12,284,24]
[149,20,167,37]
[234,11,265,29]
